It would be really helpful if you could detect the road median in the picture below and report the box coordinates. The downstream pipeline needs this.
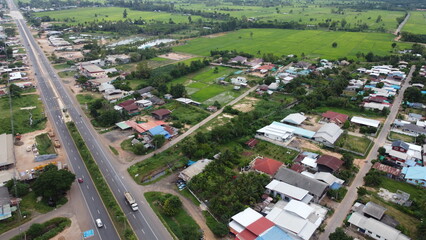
[67,122,136,240]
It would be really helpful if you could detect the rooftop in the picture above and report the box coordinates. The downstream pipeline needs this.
[351,116,381,128]
[253,157,283,176]
[316,155,343,172]
[274,168,328,197]
[266,179,309,201]
[281,113,306,125]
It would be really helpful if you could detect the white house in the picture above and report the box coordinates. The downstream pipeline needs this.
[313,123,343,146]
[351,116,381,128]
[230,76,247,86]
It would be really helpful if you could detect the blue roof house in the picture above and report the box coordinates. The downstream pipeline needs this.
[402,166,426,187]
[148,126,171,139]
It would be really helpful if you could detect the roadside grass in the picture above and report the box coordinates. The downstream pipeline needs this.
[335,134,372,154]
[35,133,56,155]
[67,122,136,240]
[109,145,119,155]
[174,29,410,59]
[403,11,426,34]
[243,140,299,165]
[313,106,384,119]
[58,70,76,78]
[120,138,133,152]
[389,132,415,143]
[0,212,32,235]
[10,217,71,240]
[34,7,205,25]
[20,191,55,214]
[151,57,169,61]
[178,188,200,206]
[53,63,73,70]
[144,192,202,240]
[0,95,46,134]
[76,93,99,105]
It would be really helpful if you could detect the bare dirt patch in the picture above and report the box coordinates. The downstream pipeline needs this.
[232,97,259,112]
[301,115,322,132]
[202,32,227,38]
[289,138,343,159]
[159,52,193,60]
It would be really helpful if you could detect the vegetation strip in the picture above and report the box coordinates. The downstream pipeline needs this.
[67,122,136,240]
[10,217,71,240]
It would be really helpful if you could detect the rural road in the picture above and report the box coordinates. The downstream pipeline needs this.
[125,84,258,167]
[394,12,410,36]
[319,65,415,239]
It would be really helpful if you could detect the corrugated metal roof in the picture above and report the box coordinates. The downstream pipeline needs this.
[0,134,14,167]
[351,116,381,128]
[266,180,308,201]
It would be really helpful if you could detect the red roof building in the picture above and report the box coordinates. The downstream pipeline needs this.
[372,162,401,177]
[321,111,349,125]
[252,157,283,176]
[290,163,304,173]
[368,96,388,103]
[151,109,172,120]
[123,103,139,114]
[245,138,259,148]
[118,99,135,107]
[126,120,166,133]
[246,217,275,236]
[316,155,344,173]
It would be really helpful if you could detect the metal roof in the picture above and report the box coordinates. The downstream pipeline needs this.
[231,208,263,228]
[402,166,426,180]
[178,159,212,182]
[281,113,306,125]
[256,226,295,240]
[0,134,14,167]
[271,122,315,138]
[274,168,328,198]
[283,199,314,219]
[266,180,309,201]
[351,116,381,128]
[363,202,386,220]
[313,123,343,144]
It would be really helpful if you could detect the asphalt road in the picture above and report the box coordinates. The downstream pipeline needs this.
[6,2,119,239]
[7,2,173,240]
[319,65,415,239]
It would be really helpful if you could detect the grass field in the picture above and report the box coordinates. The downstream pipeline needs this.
[35,133,55,155]
[177,3,403,32]
[175,28,410,59]
[335,134,372,154]
[161,101,209,125]
[167,66,242,105]
[313,106,384,119]
[403,11,426,34]
[244,140,299,165]
[145,192,202,240]
[0,95,46,134]
[389,131,415,143]
[34,7,203,25]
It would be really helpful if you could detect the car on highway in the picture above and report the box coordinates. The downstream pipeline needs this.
[95,218,103,228]
[77,178,84,183]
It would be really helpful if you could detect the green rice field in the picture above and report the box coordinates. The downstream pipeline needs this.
[34,7,204,24]
[403,11,426,34]
[175,28,410,59]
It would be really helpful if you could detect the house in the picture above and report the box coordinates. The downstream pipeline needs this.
[175,98,200,106]
[135,99,152,108]
[281,113,306,126]
[9,72,22,81]
[401,124,426,137]
[98,83,115,92]
[266,180,312,203]
[151,109,171,120]
[372,162,401,178]
[408,102,425,109]
[363,102,390,111]
[0,187,11,220]
[401,166,426,186]
[103,89,126,102]
[392,140,409,153]
[265,199,324,240]
[231,76,247,86]
[294,61,311,69]
[252,157,283,176]
[351,116,381,128]
[245,138,259,148]
[0,89,6,96]
[321,111,348,125]
[313,172,344,187]
[362,202,387,220]
[274,168,328,203]
[122,103,139,115]
[0,134,14,170]
[268,82,279,91]
[316,155,343,173]
[408,113,422,122]
[164,94,173,100]
[148,126,171,139]
[178,159,213,182]
[149,96,165,106]
[136,86,154,96]
[313,123,343,146]
[229,56,248,64]
[257,122,315,142]
[348,212,410,240]
[206,106,218,112]
[80,64,106,78]
[244,58,263,68]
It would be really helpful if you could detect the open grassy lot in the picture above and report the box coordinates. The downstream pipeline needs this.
[167,66,243,105]
[243,140,299,165]
[0,95,46,134]
[145,192,202,240]
[335,134,372,154]
[162,101,210,125]
[58,70,76,78]
[175,28,410,59]
[403,11,426,34]
[35,133,55,155]
[34,7,204,25]
[313,106,384,119]
[378,177,425,200]
[53,63,73,70]
[389,131,415,143]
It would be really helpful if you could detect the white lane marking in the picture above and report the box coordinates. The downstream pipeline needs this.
[117,188,121,193]
[97,209,100,214]
[104,224,107,229]
[141,228,145,234]
[91,196,94,201]
[132,215,136,219]
[106,169,109,173]
[78,165,81,169]
[86,185,89,189]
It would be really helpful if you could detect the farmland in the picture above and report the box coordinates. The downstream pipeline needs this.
[34,7,203,25]
[177,4,404,32]
[167,66,245,105]
[175,29,410,59]
[403,11,426,34]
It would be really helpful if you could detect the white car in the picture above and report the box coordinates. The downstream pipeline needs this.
[95,218,103,228]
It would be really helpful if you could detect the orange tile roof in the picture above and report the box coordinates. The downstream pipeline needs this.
[253,157,283,176]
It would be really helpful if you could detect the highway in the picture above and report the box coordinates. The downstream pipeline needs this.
[6,1,119,240]
[7,1,173,240]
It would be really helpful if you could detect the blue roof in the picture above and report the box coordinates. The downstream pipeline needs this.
[271,121,316,138]
[402,166,426,180]
[148,126,171,139]
[421,91,426,95]
[256,226,295,240]
[391,85,401,89]
[302,152,319,159]
[187,160,196,166]
[330,182,342,190]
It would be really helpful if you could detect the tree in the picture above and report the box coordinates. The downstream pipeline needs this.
[96,110,121,127]
[357,187,368,196]
[123,9,128,18]
[416,134,426,145]
[378,147,386,156]
[364,170,383,187]
[170,84,186,98]
[135,61,151,79]
[392,43,397,48]
[342,120,350,129]
[9,84,22,97]
[188,16,192,23]
[162,195,182,216]
[418,221,426,240]
[32,165,75,203]
[5,180,29,197]
[342,153,354,168]
[264,76,275,85]
[365,52,375,62]
[332,42,338,48]
[404,87,422,102]
[376,82,384,88]
[27,223,44,238]
[152,135,166,149]
[4,28,15,37]
[329,227,353,240]
[133,143,147,155]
